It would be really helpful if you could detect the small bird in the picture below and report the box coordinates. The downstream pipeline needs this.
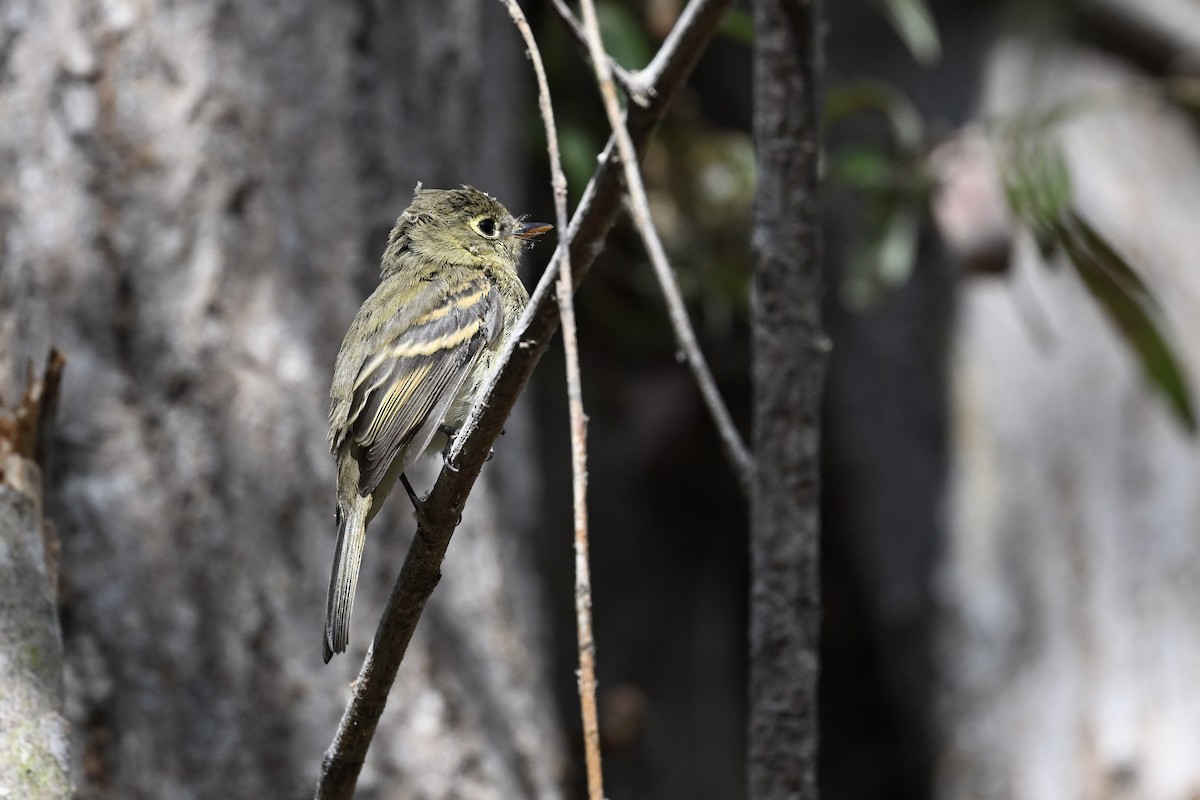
[323,185,551,662]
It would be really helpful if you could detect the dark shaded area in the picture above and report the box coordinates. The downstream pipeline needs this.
[818,3,995,795]
[534,313,751,800]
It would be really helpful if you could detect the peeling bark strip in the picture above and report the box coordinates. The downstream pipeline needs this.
[750,0,826,797]
[0,351,66,495]
[0,349,69,799]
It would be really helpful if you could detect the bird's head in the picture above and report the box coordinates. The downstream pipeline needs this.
[383,185,552,274]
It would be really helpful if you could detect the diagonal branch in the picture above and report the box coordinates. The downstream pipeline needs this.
[315,0,736,797]
[575,0,755,495]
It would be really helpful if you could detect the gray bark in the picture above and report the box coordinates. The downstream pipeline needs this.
[750,0,825,797]
[0,1,561,798]
[0,457,70,799]
[940,39,1200,800]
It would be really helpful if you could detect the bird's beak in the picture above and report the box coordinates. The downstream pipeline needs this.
[515,221,553,240]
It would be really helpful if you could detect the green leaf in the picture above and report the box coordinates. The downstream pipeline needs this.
[826,84,932,305]
[825,80,925,153]
[1071,213,1157,310]
[1002,136,1071,240]
[559,125,600,198]
[719,8,753,45]
[1034,144,1071,222]
[830,146,895,192]
[597,1,653,70]
[875,203,921,287]
[842,201,921,309]
[1054,214,1197,433]
[877,0,942,66]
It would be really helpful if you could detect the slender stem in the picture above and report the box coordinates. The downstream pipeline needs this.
[499,5,606,794]
[517,0,608,788]
[555,214,605,800]
[574,0,754,496]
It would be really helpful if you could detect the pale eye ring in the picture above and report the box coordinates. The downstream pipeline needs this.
[475,217,498,238]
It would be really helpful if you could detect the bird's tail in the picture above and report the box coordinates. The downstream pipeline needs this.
[324,494,371,663]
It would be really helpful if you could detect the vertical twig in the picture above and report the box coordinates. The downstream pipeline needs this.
[749,0,826,797]
[572,0,755,496]
[556,225,605,800]
[495,2,605,797]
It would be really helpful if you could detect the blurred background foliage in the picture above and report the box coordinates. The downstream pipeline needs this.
[538,0,1195,438]
[535,0,757,360]
[825,4,1196,430]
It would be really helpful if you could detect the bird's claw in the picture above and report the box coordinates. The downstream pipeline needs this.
[436,425,495,470]
[440,424,462,472]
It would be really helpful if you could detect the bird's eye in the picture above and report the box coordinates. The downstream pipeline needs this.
[476,217,498,238]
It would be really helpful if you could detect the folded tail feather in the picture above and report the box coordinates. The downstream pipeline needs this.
[324,495,370,663]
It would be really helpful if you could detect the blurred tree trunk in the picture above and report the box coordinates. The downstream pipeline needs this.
[0,355,70,799]
[940,37,1200,800]
[0,1,561,798]
[750,0,825,797]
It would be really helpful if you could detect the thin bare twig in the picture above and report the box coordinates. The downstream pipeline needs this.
[315,1,734,796]
[554,208,605,800]
[503,3,606,794]
[574,0,755,496]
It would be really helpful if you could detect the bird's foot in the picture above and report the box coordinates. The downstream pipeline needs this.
[400,473,422,511]
[439,424,462,472]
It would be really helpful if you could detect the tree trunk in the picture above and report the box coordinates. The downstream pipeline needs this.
[0,1,561,798]
[750,0,826,797]
[0,355,70,799]
[941,39,1200,800]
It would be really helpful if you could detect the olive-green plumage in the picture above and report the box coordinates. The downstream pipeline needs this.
[323,185,549,663]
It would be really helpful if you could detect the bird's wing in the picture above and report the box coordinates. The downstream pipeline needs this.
[341,273,502,496]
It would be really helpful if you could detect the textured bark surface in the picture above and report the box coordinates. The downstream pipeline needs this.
[0,478,70,800]
[0,1,561,798]
[0,357,70,800]
[750,0,825,797]
[941,41,1200,800]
